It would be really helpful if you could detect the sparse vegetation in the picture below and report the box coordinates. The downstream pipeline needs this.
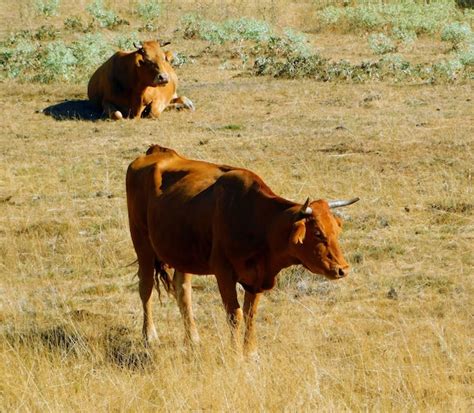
[86,0,128,29]
[35,0,61,17]
[441,22,473,49]
[368,33,397,55]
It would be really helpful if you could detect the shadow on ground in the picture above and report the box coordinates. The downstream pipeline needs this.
[41,99,102,121]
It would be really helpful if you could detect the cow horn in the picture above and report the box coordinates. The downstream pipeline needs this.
[300,198,312,216]
[133,42,143,50]
[328,197,360,209]
[159,40,171,47]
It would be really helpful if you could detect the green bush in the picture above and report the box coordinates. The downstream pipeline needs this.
[136,0,161,22]
[35,0,60,17]
[441,22,472,49]
[0,40,39,80]
[456,43,474,66]
[0,33,114,83]
[71,34,113,69]
[318,1,462,35]
[181,15,273,44]
[391,27,417,46]
[368,33,397,55]
[37,41,77,82]
[115,32,141,51]
[222,18,272,42]
[87,0,128,29]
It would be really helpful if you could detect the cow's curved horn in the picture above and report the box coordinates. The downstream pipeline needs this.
[159,40,171,47]
[133,42,143,50]
[328,197,360,209]
[300,198,312,216]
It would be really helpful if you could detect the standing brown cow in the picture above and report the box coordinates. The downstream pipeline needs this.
[126,145,359,355]
[88,40,194,120]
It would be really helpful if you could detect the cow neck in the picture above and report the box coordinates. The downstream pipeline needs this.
[114,52,147,94]
[264,197,302,274]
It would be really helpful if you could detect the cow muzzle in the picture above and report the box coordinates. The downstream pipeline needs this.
[332,265,349,279]
[153,73,169,85]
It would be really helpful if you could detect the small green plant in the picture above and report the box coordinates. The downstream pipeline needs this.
[35,0,60,17]
[456,43,474,66]
[368,33,397,55]
[392,27,417,46]
[181,15,273,44]
[71,33,113,69]
[181,14,229,44]
[87,0,128,29]
[223,18,272,42]
[115,32,141,51]
[441,22,472,49]
[318,1,463,36]
[64,16,93,33]
[37,41,77,82]
[136,0,161,22]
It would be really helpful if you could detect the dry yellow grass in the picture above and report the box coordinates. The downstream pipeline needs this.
[1,1,473,411]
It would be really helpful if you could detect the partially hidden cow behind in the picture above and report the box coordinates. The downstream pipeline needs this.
[126,145,359,355]
[88,40,194,120]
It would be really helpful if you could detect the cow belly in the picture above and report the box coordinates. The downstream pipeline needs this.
[148,224,213,275]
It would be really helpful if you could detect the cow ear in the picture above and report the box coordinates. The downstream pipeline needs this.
[164,51,174,63]
[290,220,306,245]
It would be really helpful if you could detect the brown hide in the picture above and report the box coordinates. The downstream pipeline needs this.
[127,145,350,293]
[87,41,193,119]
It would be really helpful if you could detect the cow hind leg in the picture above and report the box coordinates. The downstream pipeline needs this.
[173,271,200,345]
[138,258,159,345]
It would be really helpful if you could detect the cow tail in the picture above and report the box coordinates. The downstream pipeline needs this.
[153,259,175,304]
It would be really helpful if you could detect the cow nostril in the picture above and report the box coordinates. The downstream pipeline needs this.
[337,267,348,277]
[157,73,169,83]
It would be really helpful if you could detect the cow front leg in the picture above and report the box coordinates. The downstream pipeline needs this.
[243,291,261,358]
[216,275,242,351]
[168,96,195,111]
[173,271,200,345]
[102,100,123,120]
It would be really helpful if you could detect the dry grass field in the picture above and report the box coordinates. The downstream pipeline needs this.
[1,1,473,411]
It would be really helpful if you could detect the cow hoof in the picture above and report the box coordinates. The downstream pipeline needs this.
[112,110,123,120]
[182,97,195,112]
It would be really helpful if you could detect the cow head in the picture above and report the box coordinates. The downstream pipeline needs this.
[134,40,174,87]
[289,198,359,280]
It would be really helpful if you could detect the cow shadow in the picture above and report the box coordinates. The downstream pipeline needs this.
[41,99,103,121]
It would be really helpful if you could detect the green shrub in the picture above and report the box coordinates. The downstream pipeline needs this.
[35,0,60,17]
[71,33,113,69]
[0,33,114,83]
[223,18,272,42]
[181,15,273,44]
[368,33,397,55]
[115,32,141,51]
[391,27,417,46]
[37,41,77,82]
[0,40,39,80]
[64,16,93,33]
[457,43,474,66]
[318,1,462,35]
[181,14,229,44]
[136,0,161,22]
[441,22,472,49]
[87,0,128,29]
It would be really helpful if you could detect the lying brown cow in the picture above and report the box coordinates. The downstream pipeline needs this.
[88,40,194,120]
[126,145,358,354]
